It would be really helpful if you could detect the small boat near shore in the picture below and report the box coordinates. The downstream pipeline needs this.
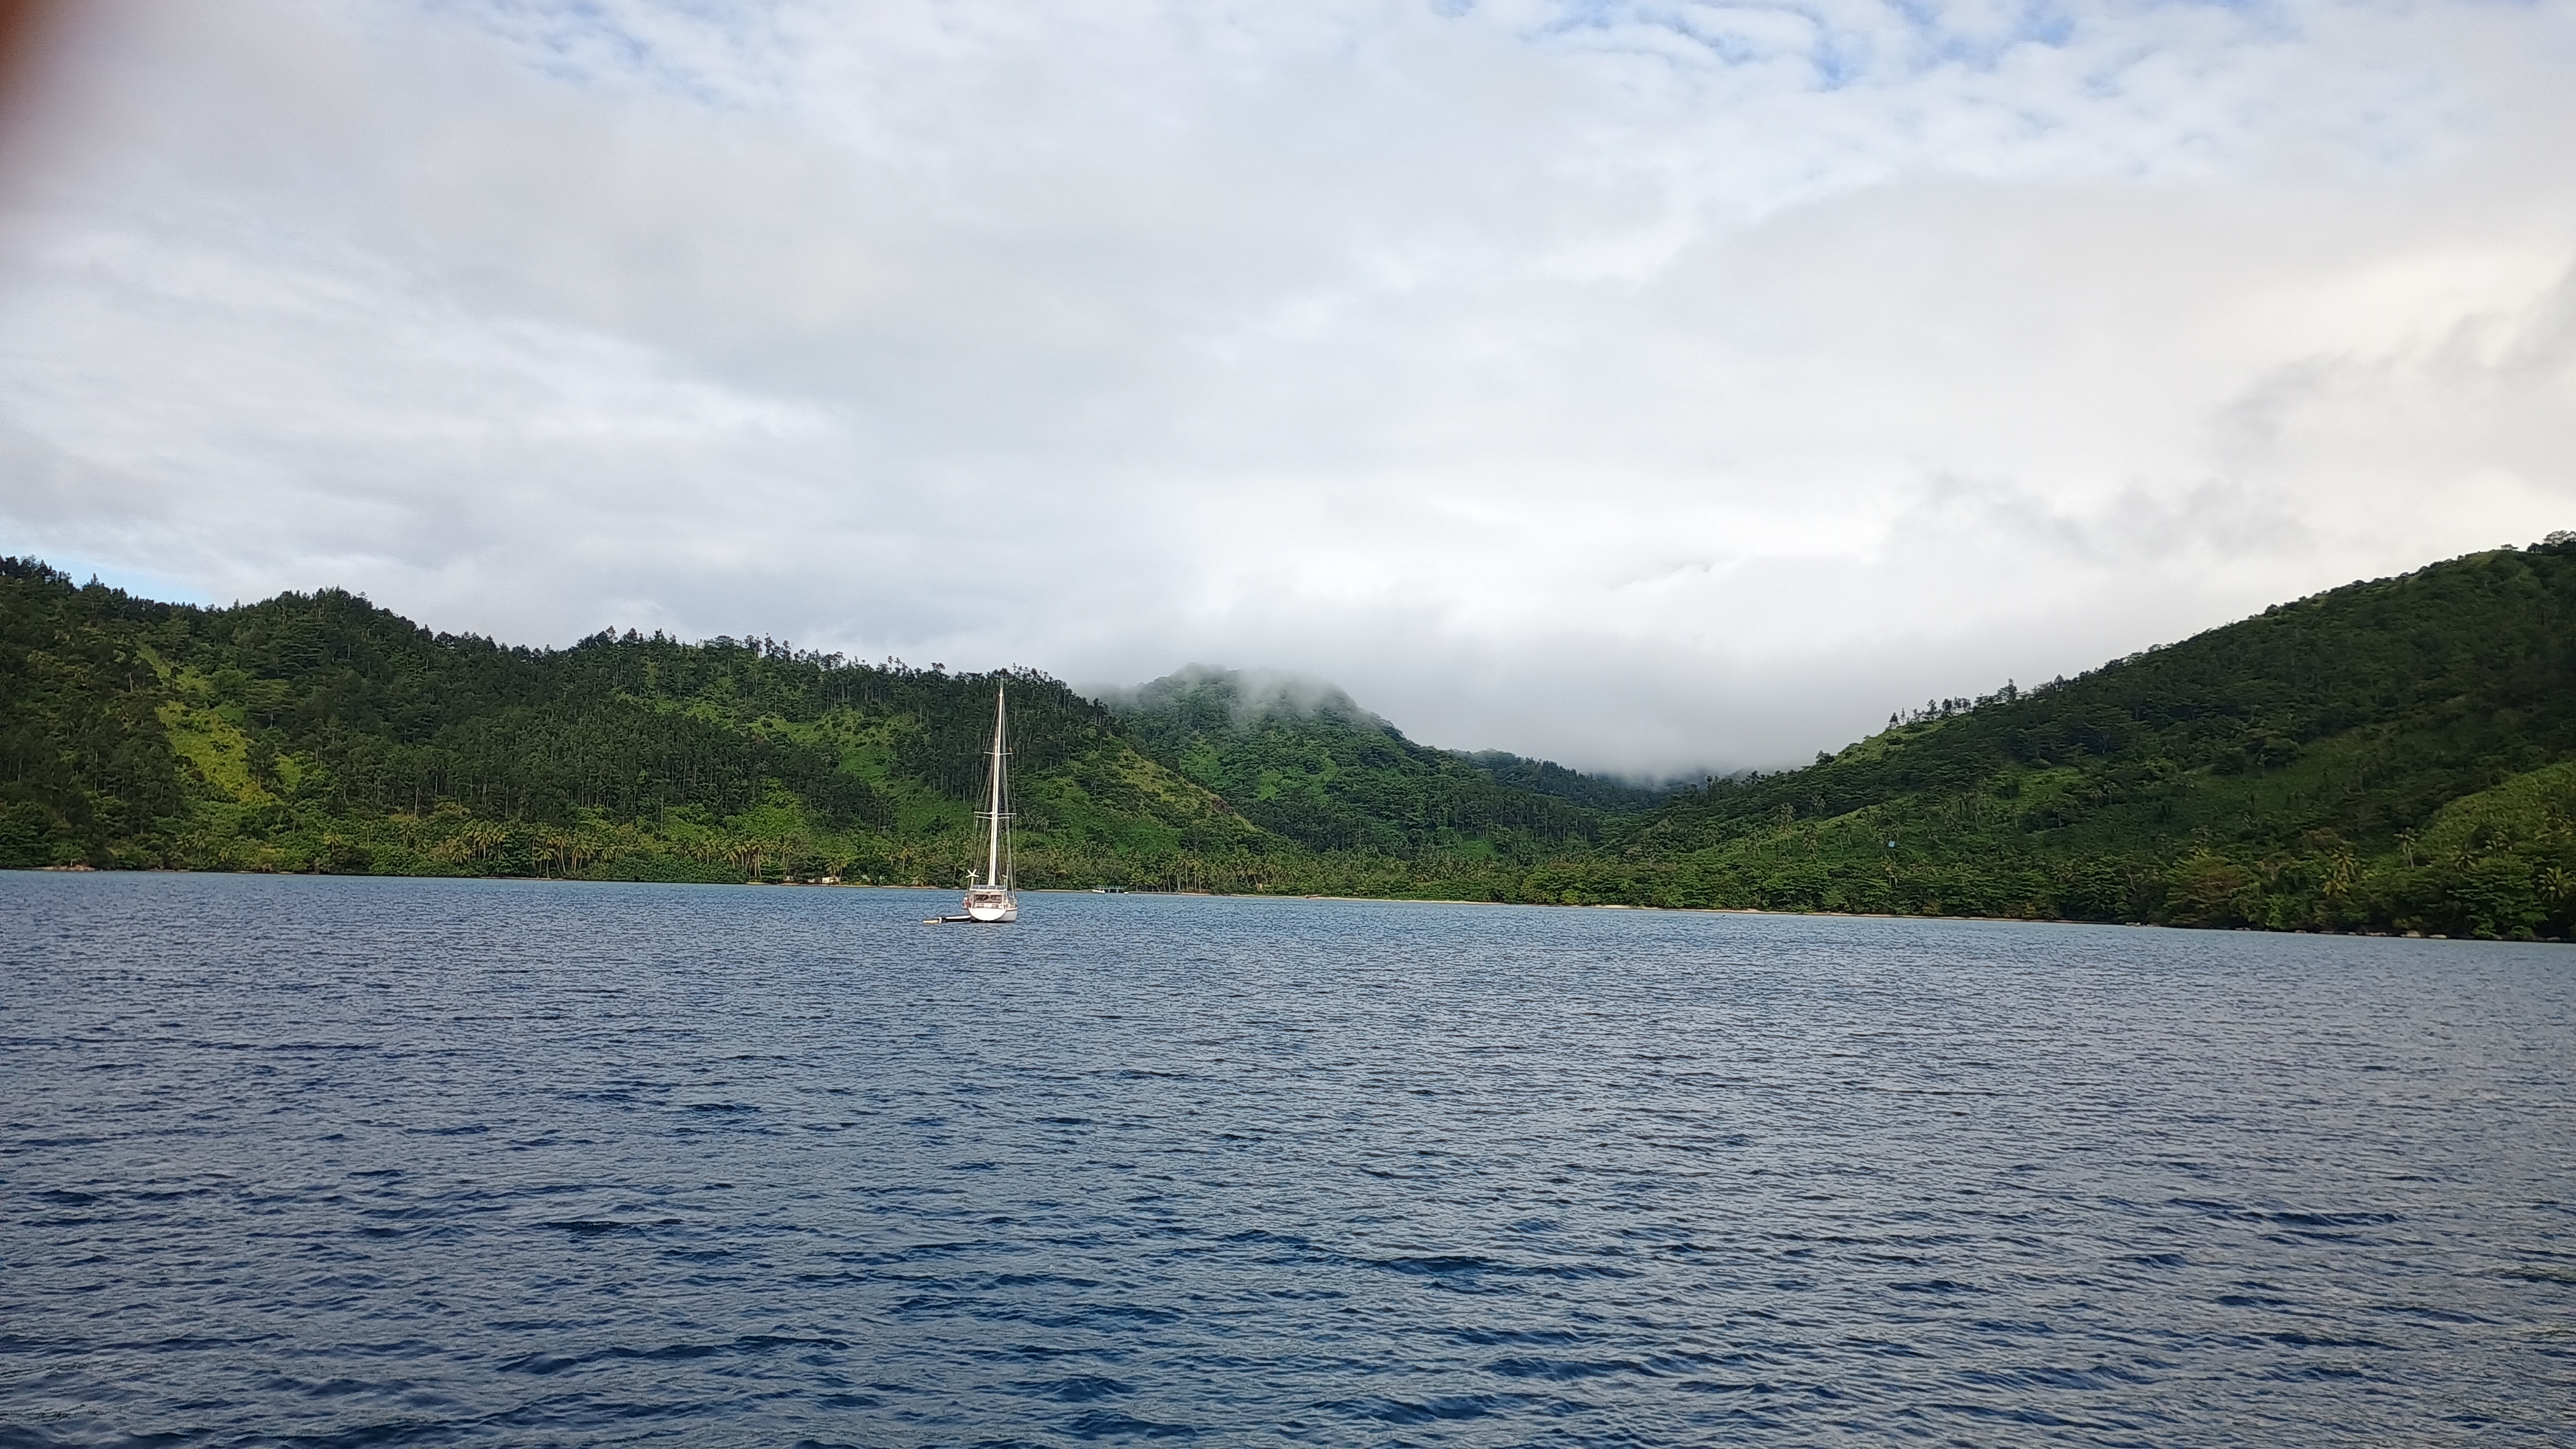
[926,683,1018,924]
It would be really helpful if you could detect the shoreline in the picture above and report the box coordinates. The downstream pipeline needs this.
[9,866,2509,941]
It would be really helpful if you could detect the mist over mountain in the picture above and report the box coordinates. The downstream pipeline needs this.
[8,538,2576,936]
[5,4,2571,780]
[1455,752,1674,816]
[1087,666,1380,733]
[1095,665,1677,804]
[1096,665,1660,860]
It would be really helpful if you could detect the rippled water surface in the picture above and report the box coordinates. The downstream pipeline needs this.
[4,874,2573,1446]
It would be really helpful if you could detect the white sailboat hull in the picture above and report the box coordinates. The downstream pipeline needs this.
[941,684,1020,926]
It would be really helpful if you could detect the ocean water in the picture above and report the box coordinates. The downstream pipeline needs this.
[3,874,2571,1447]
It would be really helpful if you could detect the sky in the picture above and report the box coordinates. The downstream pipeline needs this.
[1,0,2571,778]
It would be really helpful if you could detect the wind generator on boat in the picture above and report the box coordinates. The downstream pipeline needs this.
[958,683,1018,923]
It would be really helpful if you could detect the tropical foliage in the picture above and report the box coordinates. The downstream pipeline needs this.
[8,538,2576,938]
[0,560,1270,887]
[1543,538,2576,939]
[1104,666,1656,858]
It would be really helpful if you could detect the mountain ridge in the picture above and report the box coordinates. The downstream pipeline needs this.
[1544,537,2576,937]
[1097,664,1665,861]
[6,540,2574,937]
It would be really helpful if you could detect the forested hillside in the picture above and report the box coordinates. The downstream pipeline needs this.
[0,560,1275,886]
[0,562,1628,894]
[1101,665,1662,861]
[8,540,2575,938]
[1538,538,2576,940]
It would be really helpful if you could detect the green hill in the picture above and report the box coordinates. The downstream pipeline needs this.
[1531,538,2576,939]
[1099,665,1663,860]
[8,539,2576,938]
[0,565,1667,895]
[1451,748,1672,816]
[0,560,1278,888]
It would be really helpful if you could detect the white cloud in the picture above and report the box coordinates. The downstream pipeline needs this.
[2,0,2573,775]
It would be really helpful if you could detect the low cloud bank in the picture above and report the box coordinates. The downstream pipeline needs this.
[2,2,2572,775]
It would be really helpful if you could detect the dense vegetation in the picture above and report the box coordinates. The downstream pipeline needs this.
[0,560,1258,885]
[1540,538,2576,940]
[1102,666,1660,858]
[8,538,2575,938]
[0,560,1629,892]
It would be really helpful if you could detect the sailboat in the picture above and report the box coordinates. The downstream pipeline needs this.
[958,683,1018,923]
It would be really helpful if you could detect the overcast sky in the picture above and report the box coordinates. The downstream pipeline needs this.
[2,1,2571,777]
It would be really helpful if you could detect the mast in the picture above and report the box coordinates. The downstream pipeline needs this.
[982,684,1008,889]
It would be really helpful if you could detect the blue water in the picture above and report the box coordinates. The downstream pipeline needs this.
[3,875,2572,1446]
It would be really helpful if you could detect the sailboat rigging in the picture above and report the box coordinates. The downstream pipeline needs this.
[936,684,1018,924]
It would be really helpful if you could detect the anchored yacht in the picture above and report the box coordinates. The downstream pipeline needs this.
[958,684,1018,923]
